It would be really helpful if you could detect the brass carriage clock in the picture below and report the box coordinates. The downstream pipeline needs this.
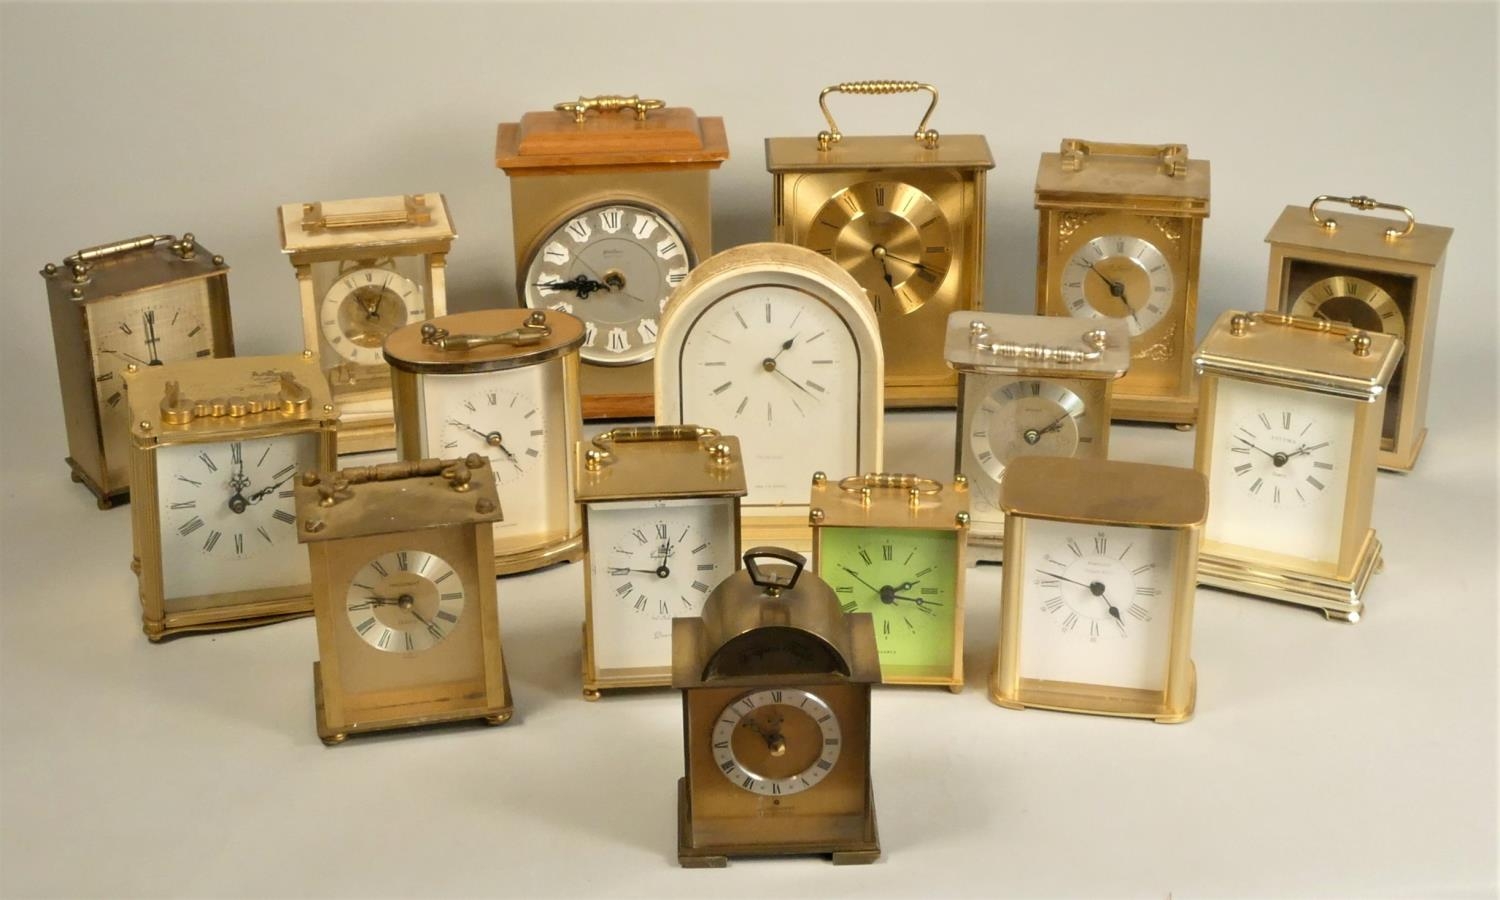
[1263,194,1452,471]
[576,426,747,698]
[1194,311,1401,622]
[125,352,338,640]
[497,95,729,419]
[386,309,585,576]
[767,80,994,407]
[945,312,1129,557]
[278,193,456,453]
[42,233,234,508]
[810,472,969,691]
[674,548,880,866]
[1035,139,1210,426]
[296,455,513,744]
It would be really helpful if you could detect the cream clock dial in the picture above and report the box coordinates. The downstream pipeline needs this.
[319,266,425,366]
[345,550,465,653]
[437,387,544,488]
[969,380,1094,482]
[711,688,842,797]
[1291,274,1408,345]
[90,291,213,431]
[1062,235,1175,337]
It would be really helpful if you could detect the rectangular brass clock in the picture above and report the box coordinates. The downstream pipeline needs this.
[1263,194,1452,472]
[1035,139,1210,426]
[768,81,993,408]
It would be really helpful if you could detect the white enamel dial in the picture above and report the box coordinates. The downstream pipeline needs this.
[345,550,465,653]
[319,266,425,366]
[711,688,842,797]
[969,380,1094,482]
[1061,235,1175,336]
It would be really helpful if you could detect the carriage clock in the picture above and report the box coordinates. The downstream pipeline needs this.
[278,193,456,453]
[576,425,746,698]
[497,94,729,419]
[1034,139,1210,426]
[1263,194,1452,471]
[296,455,513,744]
[991,456,1206,723]
[1194,311,1401,622]
[810,472,969,691]
[124,352,337,640]
[385,308,585,576]
[42,233,234,508]
[944,312,1130,559]
[674,548,880,866]
[656,243,884,554]
[766,80,993,408]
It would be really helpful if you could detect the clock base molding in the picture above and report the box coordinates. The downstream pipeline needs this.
[313,662,514,746]
[1378,425,1426,473]
[1111,391,1199,428]
[494,534,583,578]
[675,778,881,867]
[1196,532,1383,623]
[143,595,313,642]
[988,663,1197,725]
[66,456,126,509]
[579,362,653,420]
[579,622,671,699]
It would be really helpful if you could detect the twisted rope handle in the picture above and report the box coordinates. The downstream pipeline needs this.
[817,80,939,150]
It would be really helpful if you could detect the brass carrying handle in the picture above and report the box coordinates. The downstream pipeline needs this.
[817,81,940,150]
[970,321,1109,363]
[307,454,491,507]
[743,546,806,593]
[837,473,943,507]
[584,425,729,469]
[1059,138,1188,178]
[554,94,665,123]
[420,312,552,352]
[301,194,432,232]
[1229,312,1377,357]
[1309,194,1416,240]
[58,234,204,279]
[158,371,312,426]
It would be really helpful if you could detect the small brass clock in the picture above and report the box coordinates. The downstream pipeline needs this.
[1194,311,1402,622]
[767,80,994,408]
[990,456,1206,724]
[124,352,338,640]
[1035,139,1210,426]
[575,425,746,698]
[42,233,234,508]
[1263,194,1452,471]
[674,548,880,866]
[295,455,512,744]
[278,193,456,453]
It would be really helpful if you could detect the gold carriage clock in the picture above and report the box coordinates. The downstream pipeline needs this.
[1035,139,1210,426]
[278,193,456,453]
[497,95,729,419]
[42,233,234,508]
[1263,194,1452,471]
[674,548,880,866]
[296,456,513,744]
[767,81,994,407]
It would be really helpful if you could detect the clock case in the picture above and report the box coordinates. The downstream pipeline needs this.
[296,456,512,744]
[991,456,1205,723]
[125,352,337,641]
[1263,196,1452,472]
[673,548,880,866]
[278,193,456,454]
[1034,139,1210,426]
[766,81,994,409]
[944,312,1129,560]
[387,308,586,576]
[497,96,729,419]
[575,426,747,698]
[809,472,970,690]
[42,233,234,509]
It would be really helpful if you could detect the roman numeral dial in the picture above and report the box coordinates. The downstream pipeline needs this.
[345,550,465,654]
[1290,274,1407,345]
[805,181,952,317]
[1061,235,1175,337]
[318,265,425,367]
[438,387,544,487]
[710,688,842,797]
[970,380,1093,482]
[1226,408,1337,508]
[818,527,957,670]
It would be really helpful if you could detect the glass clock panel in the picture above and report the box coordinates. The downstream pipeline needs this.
[156,432,319,606]
[1019,519,1177,691]
[311,255,429,383]
[819,527,956,673]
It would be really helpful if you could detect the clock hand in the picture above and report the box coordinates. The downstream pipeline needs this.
[767,364,818,399]
[879,250,942,273]
[535,275,611,299]
[1234,435,1280,461]
[1085,263,1142,328]
[839,566,884,597]
[892,595,943,608]
[142,310,163,365]
[871,246,896,290]
[104,349,151,366]
[1036,569,1097,591]
[1283,441,1330,460]
[769,334,799,363]
[245,474,295,505]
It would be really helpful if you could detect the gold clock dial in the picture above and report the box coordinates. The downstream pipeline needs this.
[320,264,425,367]
[1291,275,1407,344]
[345,550,465,653]
[805,181,952,317]
[1061,235,1175,336]
[711,688,842,796]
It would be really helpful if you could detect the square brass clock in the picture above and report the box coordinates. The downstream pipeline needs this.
[125,352,337,641]
[1263,194,1452,472]
[497,95,728,420]
[42,233,234,508]
[1194,311,1402,622]
[944,312,1130,558]
[1034,139,1210,426]
[810,472,969,691]
[575,425,747,698]
[278,193,456,454]
[296,455,513,744]
[767,80,994,408]
[990,456,1206,724]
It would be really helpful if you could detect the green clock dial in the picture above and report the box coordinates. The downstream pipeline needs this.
[818,527,958,675]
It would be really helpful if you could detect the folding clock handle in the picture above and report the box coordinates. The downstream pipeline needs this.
[968,320,1109,363]
[60,234,200,277]
[743,547,807,593]
[420,312,552,351]
[816,81,940,150]
[553,94,665,123]
[1229,312,1377,357]
[300,194,432,231]
[1058,138,1189,178]
[1308,194,1417,240]
[584,425,730,469]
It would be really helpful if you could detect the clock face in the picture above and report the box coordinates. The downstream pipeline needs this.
[712,688,842,797]
[1061,234,1175,337]
[803,181,953,318]
[155,432,319,605]
[586,498,737,671]
[523,202,691,367]
[1291,274,1408,345]
[1019,519,1177,691]
[319,264,426,367]
[969,380,1095,483]
[345,550,465,653]
[1205,378,1354,564]
[819,527,957,673]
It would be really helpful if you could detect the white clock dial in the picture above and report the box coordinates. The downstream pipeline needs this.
[523,203,690,367]
[319,266,425,366]
[1019,520,1177,691]
[969,380,1093,482]
[1206,379,1354,564]
[586,498,737,670]
[711,688,842,797]
[345,550,465,653]
[1061,235,1175,336]
[155,433,319,603]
